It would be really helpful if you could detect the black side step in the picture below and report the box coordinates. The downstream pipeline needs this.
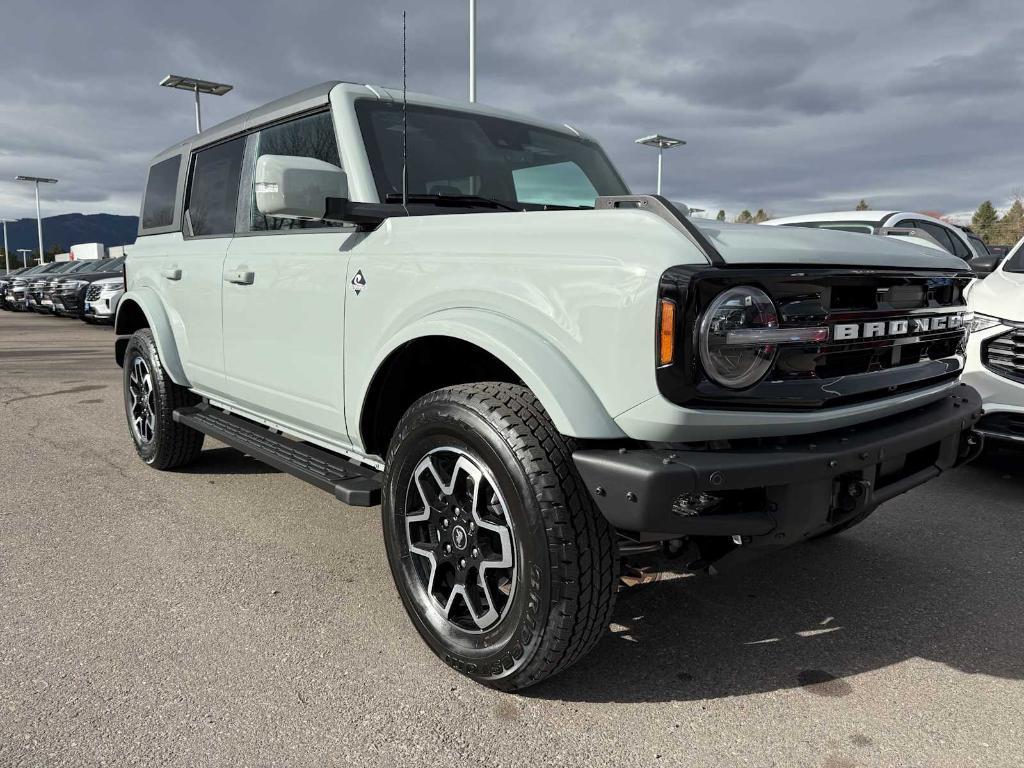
[173,404,382,506]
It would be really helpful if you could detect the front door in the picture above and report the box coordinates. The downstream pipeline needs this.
[220,110,354,444]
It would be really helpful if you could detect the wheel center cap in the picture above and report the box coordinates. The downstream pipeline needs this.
[452,525,469,550]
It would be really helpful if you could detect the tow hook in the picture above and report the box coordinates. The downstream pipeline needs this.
[838,477,872,514]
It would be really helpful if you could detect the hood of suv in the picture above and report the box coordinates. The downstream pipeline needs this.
[967,266,1024,322]
[693,219,966,270]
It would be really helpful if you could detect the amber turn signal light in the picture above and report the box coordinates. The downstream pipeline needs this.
[658,299,676,366]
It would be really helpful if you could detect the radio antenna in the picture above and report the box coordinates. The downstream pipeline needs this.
[401,10,408,210]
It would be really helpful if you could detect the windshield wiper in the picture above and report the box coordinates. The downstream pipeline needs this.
[384,193,520,212]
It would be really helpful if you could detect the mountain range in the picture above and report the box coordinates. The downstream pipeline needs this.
[1,213,138,266]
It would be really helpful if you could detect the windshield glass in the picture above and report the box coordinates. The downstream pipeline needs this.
[356,101,629,210]
[1004,238,1024,273]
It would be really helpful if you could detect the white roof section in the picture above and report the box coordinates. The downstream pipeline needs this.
[764,211,895,226]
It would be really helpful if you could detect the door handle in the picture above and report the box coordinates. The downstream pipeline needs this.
[225,270,255,285]
[161,268,182,281]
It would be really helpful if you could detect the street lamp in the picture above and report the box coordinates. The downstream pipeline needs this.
[468,0,477,102]
[159,74,233,133]
[634,134,685,196]
[17,249,32,267]
[15,175,57,266]
[0,218,11,274]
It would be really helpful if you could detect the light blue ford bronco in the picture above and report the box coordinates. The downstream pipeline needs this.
[116,82,982,689]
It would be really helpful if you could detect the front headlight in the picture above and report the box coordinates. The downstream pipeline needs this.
[968,313,1002,334]
[101,280,125,293]
[699,286,780,389]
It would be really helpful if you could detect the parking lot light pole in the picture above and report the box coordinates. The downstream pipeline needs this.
[17,248,32,267]
[159,75,234,134]
[1,218,11,274]
[469,0,477,102]
[15,175,57,267]
[634,134,685,195]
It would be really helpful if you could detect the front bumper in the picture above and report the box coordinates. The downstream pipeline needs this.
[83,294,118,321]
[963,324,1024,446]
[574,383,983,545]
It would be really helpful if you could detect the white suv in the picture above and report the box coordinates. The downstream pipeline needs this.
[964,237,1024,446]
[763,211,996,272]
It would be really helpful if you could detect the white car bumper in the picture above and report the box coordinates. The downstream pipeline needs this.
[963,323,1024,445]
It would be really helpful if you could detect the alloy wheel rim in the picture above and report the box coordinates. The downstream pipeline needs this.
[404,447,517,633]
[128,355,156,445]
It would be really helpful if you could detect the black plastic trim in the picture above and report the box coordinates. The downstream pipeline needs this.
[174,403,382,506]
[594,195,725,266]
[573,384,983,540]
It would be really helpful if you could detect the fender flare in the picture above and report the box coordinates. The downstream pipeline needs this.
[114,288,190,387]
[358,308,626,440]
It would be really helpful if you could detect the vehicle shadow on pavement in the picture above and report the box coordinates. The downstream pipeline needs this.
[177,446,281,476]
[530,451,1024,703]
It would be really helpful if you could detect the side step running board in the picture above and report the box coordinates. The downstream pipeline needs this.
[173,404,382,506]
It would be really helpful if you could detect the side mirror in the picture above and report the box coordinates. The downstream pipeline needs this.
[254,154,348,221]
[970,255,999,276]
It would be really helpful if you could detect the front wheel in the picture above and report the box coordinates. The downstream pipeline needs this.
[382,383,619,691]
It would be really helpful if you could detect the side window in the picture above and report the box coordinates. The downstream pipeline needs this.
[512,161,598,208]
[250,111,341,231]
[915,221,956,254]
[967,234,989,259]
[946,230,973,260]
[187,137,246,237]
[141,155,181,230]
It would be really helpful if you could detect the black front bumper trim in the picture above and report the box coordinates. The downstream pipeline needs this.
[574,384,983,543]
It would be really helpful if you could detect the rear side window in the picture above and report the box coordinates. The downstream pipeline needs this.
[141,156,181,229]
[187,137,246,237]
[249,111,341,231]
[967,234,989,259]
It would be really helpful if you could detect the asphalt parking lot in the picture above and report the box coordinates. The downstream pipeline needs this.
[1,310,1022,767]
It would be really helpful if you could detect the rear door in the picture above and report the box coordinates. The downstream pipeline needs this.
[164,136,246,396]
[221,110,354,442]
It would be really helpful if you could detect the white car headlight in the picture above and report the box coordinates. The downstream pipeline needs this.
[968,313,1002,334]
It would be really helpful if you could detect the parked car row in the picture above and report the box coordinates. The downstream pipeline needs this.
[0,256,125,323]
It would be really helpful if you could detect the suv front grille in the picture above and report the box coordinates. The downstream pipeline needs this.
[983,328,1024,383]
[86,283,103,301]
[657,267,972,411]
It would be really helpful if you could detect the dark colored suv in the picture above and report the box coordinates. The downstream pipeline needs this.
[52,257,126,318]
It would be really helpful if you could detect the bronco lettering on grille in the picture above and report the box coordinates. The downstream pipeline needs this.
[834,312,965,341]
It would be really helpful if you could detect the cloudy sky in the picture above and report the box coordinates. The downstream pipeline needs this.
[0,0,1021,223]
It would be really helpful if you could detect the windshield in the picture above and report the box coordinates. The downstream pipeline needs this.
[1004,238,1024,273]
[356,101,629,210]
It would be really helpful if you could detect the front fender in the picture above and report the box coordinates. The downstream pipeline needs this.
[355,308,626,440]
[114,287,190,387]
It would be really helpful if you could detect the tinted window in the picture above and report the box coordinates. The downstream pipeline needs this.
[142,155,181,229]
[250,111,341,231]
[187,137,246,236]
[915,221,956,254]
[966,234,989,258]
[356,101,628,209]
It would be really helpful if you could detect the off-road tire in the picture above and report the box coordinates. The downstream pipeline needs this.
[123,328,204,469]
[382,382,619,691]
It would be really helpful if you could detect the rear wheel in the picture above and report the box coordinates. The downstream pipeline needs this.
[123,328,204,469]
[382,382,619,691]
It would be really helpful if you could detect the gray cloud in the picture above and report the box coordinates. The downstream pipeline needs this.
[0,0,1021,225]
